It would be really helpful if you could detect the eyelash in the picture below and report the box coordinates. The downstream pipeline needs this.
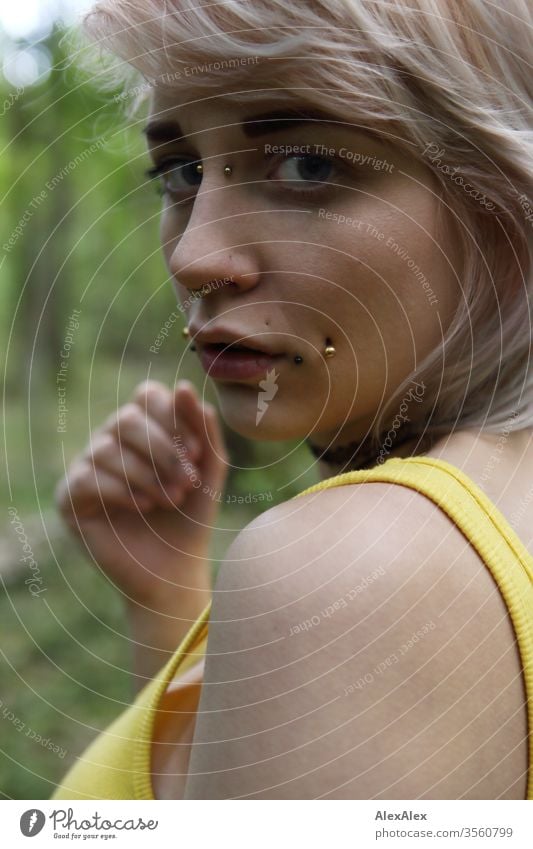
[265,152,343,197]
[145,153,345,200]
[144,158,201,198]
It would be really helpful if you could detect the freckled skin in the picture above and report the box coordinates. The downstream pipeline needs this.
[145,94,532,803]
[149,95,461,446]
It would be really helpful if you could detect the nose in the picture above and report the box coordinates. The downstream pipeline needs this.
[167,188,262,300]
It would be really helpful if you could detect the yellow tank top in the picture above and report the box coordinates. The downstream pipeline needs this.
[52,456,533,800]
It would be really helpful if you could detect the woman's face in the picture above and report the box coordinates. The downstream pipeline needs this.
[146,91,461,445]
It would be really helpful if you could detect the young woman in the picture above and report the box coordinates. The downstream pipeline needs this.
[53,0,532,799]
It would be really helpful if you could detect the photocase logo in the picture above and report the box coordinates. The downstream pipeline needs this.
[256,368,279,424]
[20,809,46,837]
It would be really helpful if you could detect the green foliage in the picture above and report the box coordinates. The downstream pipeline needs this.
[0,23,319,800]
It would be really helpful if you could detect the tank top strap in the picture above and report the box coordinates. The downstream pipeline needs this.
[133,599,211,799]
[294,454,533,799]
[295,455,533,581]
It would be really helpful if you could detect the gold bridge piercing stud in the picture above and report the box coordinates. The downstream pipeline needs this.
[195,163,232,177]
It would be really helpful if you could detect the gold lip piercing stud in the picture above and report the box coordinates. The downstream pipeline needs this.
[182,325,196,350]
[183,329,334,362]
[324,338,336,358]
[293,339,336,365]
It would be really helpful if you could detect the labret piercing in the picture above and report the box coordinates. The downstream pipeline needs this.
[182,325,196,351]
[182,325,336,361]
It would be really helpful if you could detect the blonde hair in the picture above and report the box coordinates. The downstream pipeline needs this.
[80,0,533,446]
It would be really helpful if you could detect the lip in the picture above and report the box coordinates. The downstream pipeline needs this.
[198,343,285,380]
[190,326,281,357]
[188,325,286,380]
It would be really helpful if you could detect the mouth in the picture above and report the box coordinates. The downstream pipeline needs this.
[198,342,285,380]
[202,341,271,355]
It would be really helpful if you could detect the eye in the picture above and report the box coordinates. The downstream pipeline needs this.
[268,154,337,192]
[145,157,202,197]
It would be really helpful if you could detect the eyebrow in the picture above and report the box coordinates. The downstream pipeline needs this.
[143,108,370,143]
[240,108,351,137]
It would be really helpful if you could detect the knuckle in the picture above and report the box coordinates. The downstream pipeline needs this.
[91,432,116,460]
[133,379,168,404]
[118,403,143,430]
[69,460,93,496]
[67,469,85,498]
[101,408,120,431]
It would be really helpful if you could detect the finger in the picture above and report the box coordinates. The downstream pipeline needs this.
[107,403,197,484]
[88,432,180,505]
[134,379,201,460]
[170,381,205,461]
[58,461,157,518]
[174,389,229,484]
[132,380,173,431]
[200,401,230,482]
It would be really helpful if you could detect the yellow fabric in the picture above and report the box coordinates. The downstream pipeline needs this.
[52,456,533,800]
[52,603,210,800]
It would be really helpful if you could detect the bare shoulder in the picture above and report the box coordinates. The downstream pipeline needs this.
[216,479,487,606]
[184,481,528,799]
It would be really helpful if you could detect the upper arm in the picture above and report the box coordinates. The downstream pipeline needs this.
[184,483,528,799]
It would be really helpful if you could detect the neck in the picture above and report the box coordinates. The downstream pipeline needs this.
[312,431,436,482]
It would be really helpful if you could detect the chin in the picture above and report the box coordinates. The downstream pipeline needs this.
[215,390,308,442]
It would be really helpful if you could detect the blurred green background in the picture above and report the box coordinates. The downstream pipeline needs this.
[0,12,319,799]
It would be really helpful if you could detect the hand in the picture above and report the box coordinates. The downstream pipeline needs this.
[55,380,229,607]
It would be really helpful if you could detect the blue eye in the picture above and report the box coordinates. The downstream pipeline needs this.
[146,158,202,196]
[146,152,342,201]
[267,153,341,196]
[272,155,334,184]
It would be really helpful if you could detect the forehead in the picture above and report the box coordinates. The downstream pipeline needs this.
[148,86,327,124]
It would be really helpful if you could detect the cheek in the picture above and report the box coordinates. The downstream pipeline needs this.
[159,211,190,302]
[299,197,458,383]
[160,211,176,268]
[337,200,456,341]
